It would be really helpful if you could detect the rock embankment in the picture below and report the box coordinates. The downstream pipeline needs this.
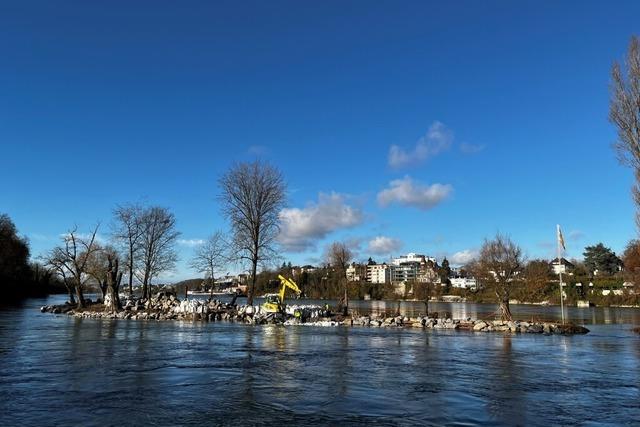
[40,292,327,324]
[346,315,589,334]
[40,292,589,334]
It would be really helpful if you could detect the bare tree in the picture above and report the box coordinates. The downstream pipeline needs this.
[43,252,76,305]
[112,204,144,295]
[86,244,112,301]
[522,260,552,302]
[218,161,286,305]
[189,231,229,300]
[326,241,353,316]
[622,239,640,294]
[610,36,640,228]
[473,233,523,321]
[135,206,180,299]
[86,245,123,311]
[45,225,100,309]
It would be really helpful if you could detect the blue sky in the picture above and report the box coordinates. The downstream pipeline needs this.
[2,1,639,280]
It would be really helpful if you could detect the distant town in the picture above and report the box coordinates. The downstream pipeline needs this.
[169,242,635,310]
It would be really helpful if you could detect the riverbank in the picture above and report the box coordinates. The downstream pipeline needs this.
[40,292,590,335]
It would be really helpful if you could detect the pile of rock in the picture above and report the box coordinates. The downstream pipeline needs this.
[470,319,589,334]
[40,304,74,314]
[40,298,589,335]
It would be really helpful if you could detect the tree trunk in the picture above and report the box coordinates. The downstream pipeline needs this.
[75,282,85,309]
[65,283,76,305]
[499,297,512,321]
[142,268,149,300]
[343,280,348,316]
[424,283,430,316]
[128,246,134,296]
[248,258,258,306]
[208,274,216,303]
[98,280,108,302]
[104,258,123,312]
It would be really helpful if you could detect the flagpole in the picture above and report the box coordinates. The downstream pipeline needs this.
[557,224,565,325]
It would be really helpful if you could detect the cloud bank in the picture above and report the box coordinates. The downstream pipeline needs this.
[279,192,365,252]
[450,249,478,265]
[367,236,403,255]
[388,121,453,169]
[377,176,452,210]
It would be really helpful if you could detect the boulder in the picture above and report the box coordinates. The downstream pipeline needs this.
[527,324,543,333]
[473,321,488,331]
[554,324,590,335]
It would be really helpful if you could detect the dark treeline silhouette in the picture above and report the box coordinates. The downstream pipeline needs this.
[0,214,65,302]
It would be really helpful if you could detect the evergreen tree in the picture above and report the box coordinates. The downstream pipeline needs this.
[0,214,31,288]
[583,243,622,276]
[439,257,452,284]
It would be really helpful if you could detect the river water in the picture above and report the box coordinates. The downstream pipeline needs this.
[1,296,639,426]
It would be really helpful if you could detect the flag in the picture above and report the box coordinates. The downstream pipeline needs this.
[557,224,566,252]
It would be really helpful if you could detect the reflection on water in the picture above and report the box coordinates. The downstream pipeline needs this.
[0,296,639,426]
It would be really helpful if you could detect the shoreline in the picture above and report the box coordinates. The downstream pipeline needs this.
[39,292,591,335]
[402,297,640,309]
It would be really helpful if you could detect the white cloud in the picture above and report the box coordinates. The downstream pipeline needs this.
[278,192,365,252]
[367,236,403,255]
[178,238,205,247]
[459,142,485,154]
[388,121,453,169]
[377,176,452,210]
[450,249,478,265]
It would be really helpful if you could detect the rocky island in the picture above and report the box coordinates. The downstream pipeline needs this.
[40,292,590,335]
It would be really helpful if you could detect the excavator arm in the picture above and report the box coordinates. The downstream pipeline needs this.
[262,275,301,314]
[277,274,301,305]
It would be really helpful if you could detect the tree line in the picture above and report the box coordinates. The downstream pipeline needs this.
[0,214,65,301]
[41,204,180,310]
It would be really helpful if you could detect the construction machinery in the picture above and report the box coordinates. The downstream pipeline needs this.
[262,274,301,313]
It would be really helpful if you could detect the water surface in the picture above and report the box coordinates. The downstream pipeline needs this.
[1,296,639,426]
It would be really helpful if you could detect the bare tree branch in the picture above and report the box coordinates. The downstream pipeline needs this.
[218,161,286,305]
[135,206,180,299]
[610,36,640,228]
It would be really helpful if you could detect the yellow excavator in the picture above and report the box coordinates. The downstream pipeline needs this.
[262,274,301,313]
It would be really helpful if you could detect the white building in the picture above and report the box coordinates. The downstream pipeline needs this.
[346,263,366,282]
[391,253,436,266]
[450,277,477,290]
[392,263,418,283]
[366,263,392,284]
[550,257,575,275]
[390,253,439,284]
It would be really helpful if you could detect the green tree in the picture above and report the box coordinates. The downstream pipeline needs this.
[439,257,451,288]
[583,243,621,276]
[0,214,31,292]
